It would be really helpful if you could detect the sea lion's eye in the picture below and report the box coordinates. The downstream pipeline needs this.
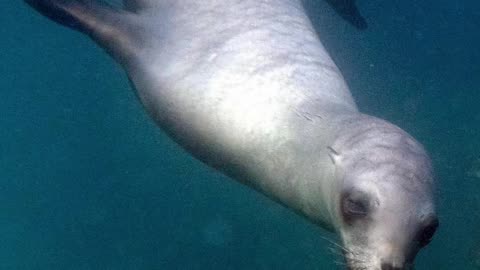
[417,217,439,248]
[341,192,370,224]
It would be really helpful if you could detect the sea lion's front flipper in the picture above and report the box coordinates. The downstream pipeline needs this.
[325,0,367,30]
[25,0,142,65]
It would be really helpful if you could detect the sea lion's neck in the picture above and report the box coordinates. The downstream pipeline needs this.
[227,110,360,230]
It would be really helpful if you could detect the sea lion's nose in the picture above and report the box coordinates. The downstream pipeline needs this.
[380,262,403,270]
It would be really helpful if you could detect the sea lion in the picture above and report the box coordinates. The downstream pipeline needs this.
[24,0,438,269]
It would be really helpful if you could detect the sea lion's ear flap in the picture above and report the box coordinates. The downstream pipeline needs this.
[24,0,141,65]
[327,146,341,165]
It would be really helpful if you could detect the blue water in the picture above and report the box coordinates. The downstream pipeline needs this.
[1,1,479,269]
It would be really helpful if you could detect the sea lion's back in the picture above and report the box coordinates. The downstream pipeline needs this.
[142,0,355,103]
[134,0,357,136]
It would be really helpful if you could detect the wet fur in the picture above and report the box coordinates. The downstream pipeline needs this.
[24,1,437,269]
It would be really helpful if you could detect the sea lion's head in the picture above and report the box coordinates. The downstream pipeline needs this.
[329,116,439,270]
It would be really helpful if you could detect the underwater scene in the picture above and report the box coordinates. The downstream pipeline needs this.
[1,0,479,269]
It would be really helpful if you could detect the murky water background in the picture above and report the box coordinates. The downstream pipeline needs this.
[1,0,479,269]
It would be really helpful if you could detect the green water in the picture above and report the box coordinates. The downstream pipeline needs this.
[1,0,479,269]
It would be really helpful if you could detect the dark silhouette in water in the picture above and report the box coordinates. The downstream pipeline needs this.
[324,0,368,30]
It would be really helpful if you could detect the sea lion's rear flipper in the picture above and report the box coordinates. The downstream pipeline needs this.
[25,0,141,65]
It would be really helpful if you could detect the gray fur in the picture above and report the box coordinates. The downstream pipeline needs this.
[25,1,438,269]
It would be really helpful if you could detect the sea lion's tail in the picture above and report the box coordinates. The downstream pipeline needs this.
[24,0,143,64]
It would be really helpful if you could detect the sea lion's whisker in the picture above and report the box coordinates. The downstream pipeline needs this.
[327,246,343,256]
[320,235,354,255]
